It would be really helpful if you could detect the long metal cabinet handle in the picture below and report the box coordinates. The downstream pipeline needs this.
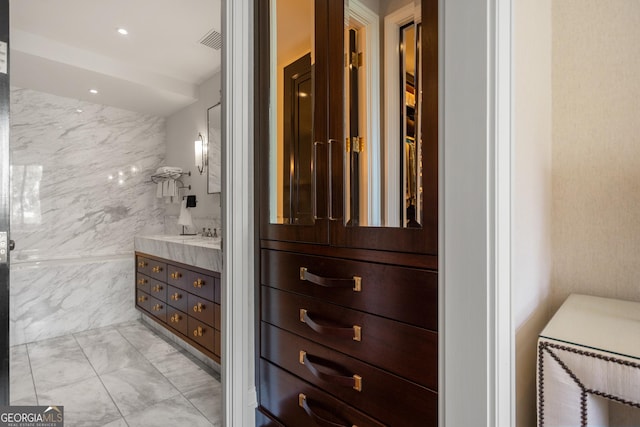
[299,309,362,342]
[298,393,357,427]
[313,141,325,220]
[327,138,340,221]
[300,267,362,292]
[299,350,362,392]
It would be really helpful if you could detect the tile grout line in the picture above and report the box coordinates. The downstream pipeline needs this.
[71,331,130,427]
[117,320,221,425]
[23,345,39,406]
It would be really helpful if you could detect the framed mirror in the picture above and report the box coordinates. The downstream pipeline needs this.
[207,102,221,194]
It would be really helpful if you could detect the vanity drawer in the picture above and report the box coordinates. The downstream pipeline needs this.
[166,307,188,336]
[188,294,215,327]
[148,279,166,302]
[137,256,166,282]
[147,294,166,323]
[214,303,221,331]
[259,359,385,427]
[262,286,437,390]
[188,271,216,302]
[261,322,437,426]
[167,285,188,312]
[166,264,191,290]
[136,290,151,312]
[187,317,216,354]
[261,249,437,330]
[136,273,150,294]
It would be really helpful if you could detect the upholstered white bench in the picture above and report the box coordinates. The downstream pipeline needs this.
[537,294,640,426]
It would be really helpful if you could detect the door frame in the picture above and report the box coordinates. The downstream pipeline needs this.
[0,0,9,406]
[221,0,514,426]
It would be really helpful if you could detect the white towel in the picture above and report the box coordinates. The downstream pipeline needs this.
[168,179,177,197]
[177,199,194,229]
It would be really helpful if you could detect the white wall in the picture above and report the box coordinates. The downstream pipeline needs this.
[165,73,222,234]
[513,0,553,425]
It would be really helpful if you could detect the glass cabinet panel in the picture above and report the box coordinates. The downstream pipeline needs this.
[343,1,425,228]
[268,0,315,225]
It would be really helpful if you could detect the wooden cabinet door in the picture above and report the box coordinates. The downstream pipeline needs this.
[257,0,438,256]
[328,0,438,255]
[256,0,338,245]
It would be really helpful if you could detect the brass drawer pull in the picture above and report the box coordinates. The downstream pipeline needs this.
[137,261,147,268]
[152,266,163,273]
[152,304,163,311]
[299,267,362,292]
[193,278,204,288]
[170,272,182,279]
[193,302,204,313]
[299,309,362,342]
[151,285,162,292]
[170,314,181,323]
[299,351,362,392]
[298,393,356,427]
[137,296,147,303]
[193,326,204,337]
[170,292,181,301]
[137,278,147,285]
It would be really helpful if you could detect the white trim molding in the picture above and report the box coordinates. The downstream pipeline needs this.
[440,0,513,425]
[222,0,257,426]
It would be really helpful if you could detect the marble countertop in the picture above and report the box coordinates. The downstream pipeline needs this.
[134,234,222,272]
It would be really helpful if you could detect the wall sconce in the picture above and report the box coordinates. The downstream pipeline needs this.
[195,132,207,175]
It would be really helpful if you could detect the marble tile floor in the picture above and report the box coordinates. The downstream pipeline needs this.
[10,320,222,427]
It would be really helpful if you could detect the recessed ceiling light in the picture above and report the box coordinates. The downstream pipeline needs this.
[117,28,128,36]
[89,89,98,94]
[76,108,83,113]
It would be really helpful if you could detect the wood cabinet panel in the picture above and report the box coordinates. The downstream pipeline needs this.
[188,293,215,328]
[137,255,166,282]
[261,322,437,426]
[187,317,216,354]
[136,273,150,294]
[147,294,166,323]
[187,270,215,301]
[259,359,386,427]
[167,285,188,313]
[166,307,188,336]
[166,264,190,290]
[135,252,220,363]
[262,249,437,330]
[262,287,437,389]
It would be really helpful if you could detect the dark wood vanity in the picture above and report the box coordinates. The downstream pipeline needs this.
[135,253,221,363]
[255,0,438,425]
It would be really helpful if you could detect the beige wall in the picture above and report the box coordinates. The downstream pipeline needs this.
[550,1,640,424]
[552,0,640,311]
[513,0,553,426]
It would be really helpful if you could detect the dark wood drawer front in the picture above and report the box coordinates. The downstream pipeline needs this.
[136,273,150,294]
[187,317,216,354]
[166,264,190,290]
[262,249,437,330]
[259,359,386,427]
[256,408,284,427]
[261,323,437,426]
[137,256,166,282]
[262,287,437,389]
[188,294,215,327]
[147,294,166,323]
[148,279,166,302]
[136,290,151,312]
[167,285,188,312]
[188,271,216,301]
[214,329,221,356]
[214,303,221,330]
[166,307,188,336]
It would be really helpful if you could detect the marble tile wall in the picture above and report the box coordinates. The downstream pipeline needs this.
[9,87,167,345]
